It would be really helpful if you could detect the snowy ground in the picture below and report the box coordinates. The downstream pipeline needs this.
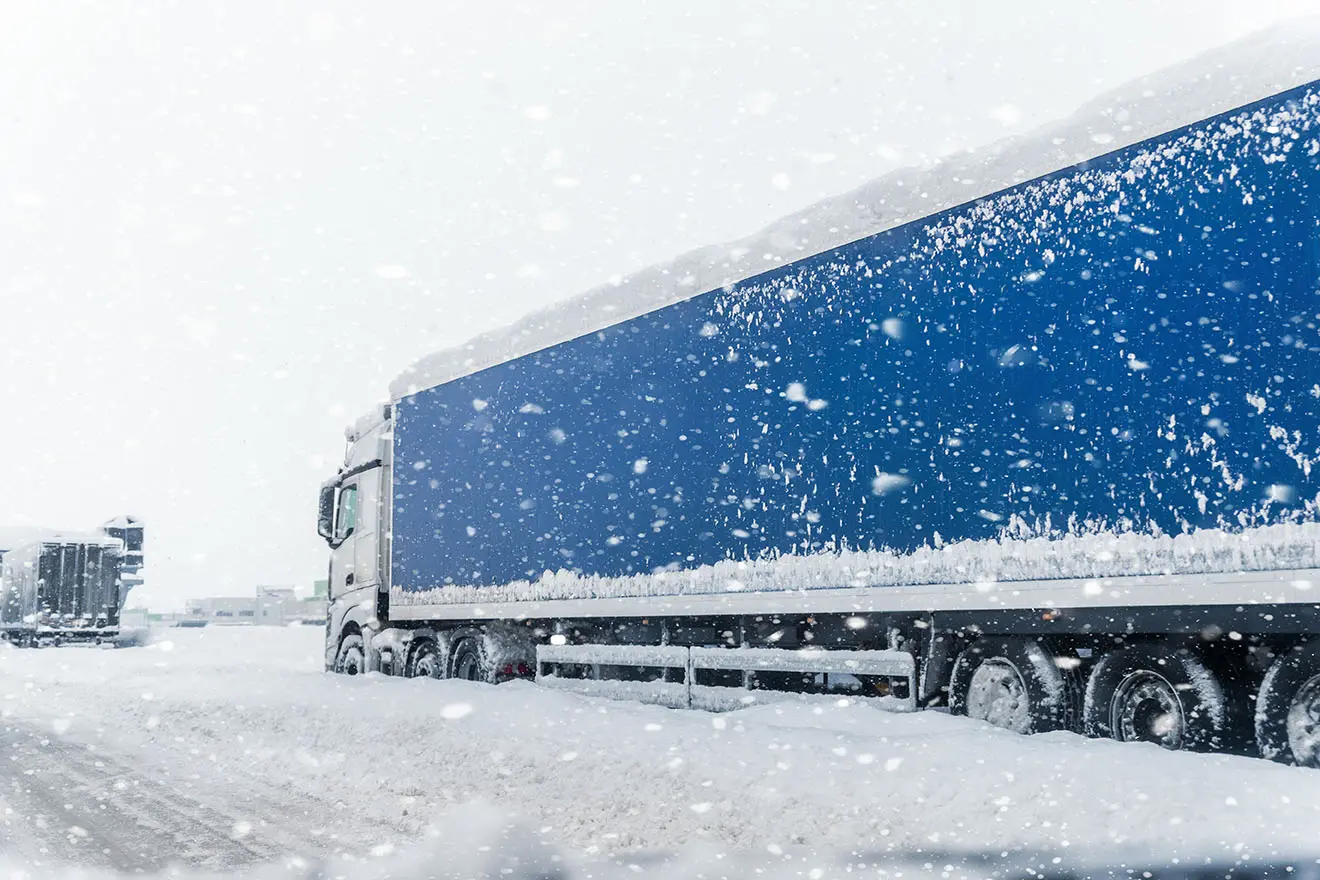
[0,626,1319,878]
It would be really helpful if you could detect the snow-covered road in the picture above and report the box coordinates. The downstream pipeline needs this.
[1,626,1319,877]
[0,717,297,872]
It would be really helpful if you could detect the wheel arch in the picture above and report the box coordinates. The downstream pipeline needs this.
[948,635,1079,733]
[404,628,453,678]
[1255,638,1320,766]
[325,591,377,671]
[442,627,494,682]
[1083,641,1231,751]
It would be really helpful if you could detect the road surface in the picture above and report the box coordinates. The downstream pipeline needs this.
[0,718,325,872]
[1,628,1319,876]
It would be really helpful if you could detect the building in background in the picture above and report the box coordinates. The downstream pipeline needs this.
[256,585,296,625]
[184,596,257,625]
[181,584,326,627]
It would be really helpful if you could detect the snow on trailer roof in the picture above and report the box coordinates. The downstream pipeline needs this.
[101,515,143,529]
[0,527,122,554]
[388,17,1320,402]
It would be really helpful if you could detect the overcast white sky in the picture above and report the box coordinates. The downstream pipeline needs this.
[1,1,1315,609]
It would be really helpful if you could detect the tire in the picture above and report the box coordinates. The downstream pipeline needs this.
[1084,644,1227,751]
[334,633,366,676]
[1255,641,1320,767]
[408,639,444,679]
[948,638,1077,734]
[449,635,493,683]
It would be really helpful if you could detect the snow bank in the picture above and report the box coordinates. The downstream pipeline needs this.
[5,626,1320,875]
[389,17,1320,400]
[394,520,1320,606]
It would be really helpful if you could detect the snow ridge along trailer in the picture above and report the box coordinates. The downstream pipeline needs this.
[322,72,1320,764]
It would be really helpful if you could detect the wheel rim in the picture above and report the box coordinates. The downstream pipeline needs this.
[413,649,440,679]
[1111,670,1184,749]
[339,645,363,676]
[1286,674,1320,767]
[966,658,1032,734]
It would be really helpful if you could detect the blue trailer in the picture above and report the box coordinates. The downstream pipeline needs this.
[320,76,1320,764]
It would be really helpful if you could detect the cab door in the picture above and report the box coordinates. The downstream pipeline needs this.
[329,479,359,598]
[349,468,382,592]
[328,467,382,600]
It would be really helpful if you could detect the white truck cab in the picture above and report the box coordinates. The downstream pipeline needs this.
[318,406,392,673]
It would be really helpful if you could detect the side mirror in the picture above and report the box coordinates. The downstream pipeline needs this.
[317,484,336,543]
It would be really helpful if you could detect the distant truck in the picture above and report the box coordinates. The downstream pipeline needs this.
[0,517,145,646]
[321,63,1320,765]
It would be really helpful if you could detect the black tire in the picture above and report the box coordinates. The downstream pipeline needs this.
[407,639,444,679]
[334,633,366,676]
[1256,641,1320,767]
[449,635,493,683]
[948,638,1077,734]
[1084,644,1227,751]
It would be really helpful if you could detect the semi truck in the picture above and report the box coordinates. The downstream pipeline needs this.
[320,54,1320,764]
[0,518,144,646]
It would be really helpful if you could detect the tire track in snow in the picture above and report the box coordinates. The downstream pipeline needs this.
[0,720,310,872]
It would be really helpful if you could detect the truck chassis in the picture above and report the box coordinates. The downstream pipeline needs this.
[329,563,1320,766]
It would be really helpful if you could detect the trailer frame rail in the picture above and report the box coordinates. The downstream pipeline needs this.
[536,643,916,712]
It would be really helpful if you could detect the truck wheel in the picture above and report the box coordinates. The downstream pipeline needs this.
[1084,644,1226,751]
[408,639,443,679]
[334,633,366,676]
[949,638,1075,734]
[1255,642,1320,767]
[449,635,493,683]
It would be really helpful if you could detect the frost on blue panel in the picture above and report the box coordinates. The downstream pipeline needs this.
[391,85,1320,603]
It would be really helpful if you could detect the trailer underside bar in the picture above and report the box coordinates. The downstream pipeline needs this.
[688,646,914,677]
[536,644,917,711]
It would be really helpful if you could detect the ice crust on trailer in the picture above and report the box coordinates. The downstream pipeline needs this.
[392,521,1320,606]
[388,17,1320,401]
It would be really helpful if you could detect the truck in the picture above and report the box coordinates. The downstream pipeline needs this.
[319,49,1320,766]
[0,518,145,646]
